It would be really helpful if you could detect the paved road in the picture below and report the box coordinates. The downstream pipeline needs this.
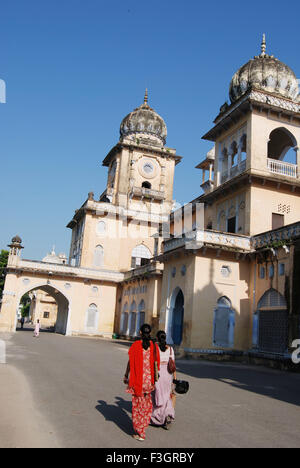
[1,327,300,448]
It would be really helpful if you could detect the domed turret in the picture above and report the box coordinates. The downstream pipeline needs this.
[120,90,167,145]
[229,35,299,103]
[11,235,22,244]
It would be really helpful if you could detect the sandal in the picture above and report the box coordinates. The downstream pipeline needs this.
[132,434,145,441]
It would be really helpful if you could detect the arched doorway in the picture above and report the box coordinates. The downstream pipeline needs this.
[254,288,288,354]
[128,301,137,336]
[120,303,129,335]
[167,288,184,345]
[17,285,70,335]
[268,127,297,163]
[213,296,235,348]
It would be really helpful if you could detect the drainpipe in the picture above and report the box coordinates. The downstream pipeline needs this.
[251,260,257,348]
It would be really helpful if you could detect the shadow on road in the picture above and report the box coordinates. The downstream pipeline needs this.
[16,326,55,334]
[175,360,300,408]
[96,397,133,436]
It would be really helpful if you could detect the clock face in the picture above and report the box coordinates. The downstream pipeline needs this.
[138,158,159,179]
[143,162,154,175]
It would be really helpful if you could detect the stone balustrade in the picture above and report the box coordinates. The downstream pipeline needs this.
[251,222,300,249]
[17,260,125,283]
[267,158,298,179]
[163,229,252,253]
[132,186,165,200]
[124,261,163,280]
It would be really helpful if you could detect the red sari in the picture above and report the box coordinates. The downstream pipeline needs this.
[127,340,160,439]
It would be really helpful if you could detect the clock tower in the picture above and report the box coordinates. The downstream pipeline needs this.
[68,91,182,272]
[101,90,181,214]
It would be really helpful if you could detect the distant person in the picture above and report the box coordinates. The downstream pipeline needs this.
[124,324,160,441]
[151,331,176,430]
[34,320,40,338]
[20,316,25,330]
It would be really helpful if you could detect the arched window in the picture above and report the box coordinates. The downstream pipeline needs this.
[94,245,104,267]
[142,181,152,189]
[239,134,247,162]
[221,148,228,175]
[120,303,129,334]
[213,296,235,348]
[131,244,152,269]
[253,288,288,354]
[230,141,238,166]
[218,210,226,232]
[268,128,297,164]
[86,304,99,332]
[128,301,137,336]
[136,300,146,334]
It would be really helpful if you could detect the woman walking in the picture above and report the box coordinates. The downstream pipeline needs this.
[34,319,40,338]
[124,324,160,441]
[151,330,176,430]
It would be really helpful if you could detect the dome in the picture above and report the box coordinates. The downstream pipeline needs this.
[120,90,167,144]
[229,35,299,103]
[43,247,67,265]
[12,235,22,244]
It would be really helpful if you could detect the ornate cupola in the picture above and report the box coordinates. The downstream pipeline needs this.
[120,89,167,145]
[230,35,299,103]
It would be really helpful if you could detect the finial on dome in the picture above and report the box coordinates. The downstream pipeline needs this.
[144,88,148,105]
[260,33,266,57]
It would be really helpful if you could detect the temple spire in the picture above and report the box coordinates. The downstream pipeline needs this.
[144,88,148,105]
[260,33,266,57]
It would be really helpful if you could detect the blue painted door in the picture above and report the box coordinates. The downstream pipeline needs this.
[172,291,184,345]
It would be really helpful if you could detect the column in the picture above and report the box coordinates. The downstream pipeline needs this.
[237,143,242,170]
[228,151,233,179]
[209,163,213,181]
[295,147,300,178]
[217,148,223,186]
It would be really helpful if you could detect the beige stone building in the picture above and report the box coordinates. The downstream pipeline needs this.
[29,289,58,329]
[1,37,300,359]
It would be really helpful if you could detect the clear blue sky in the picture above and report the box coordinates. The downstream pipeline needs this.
[1,0,299,260]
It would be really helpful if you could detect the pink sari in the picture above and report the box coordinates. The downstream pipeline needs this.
[34,323,40,337]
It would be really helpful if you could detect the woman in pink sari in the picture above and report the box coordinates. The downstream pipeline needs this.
[34,319,40,338]
[151,331,176,430]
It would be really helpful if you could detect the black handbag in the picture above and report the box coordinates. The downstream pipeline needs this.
[173,379,189,394]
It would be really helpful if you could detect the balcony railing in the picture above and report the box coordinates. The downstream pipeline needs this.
[163,229,252,254]
[251,222,300,250]
[267,158,298,179]
[132,186,165,200]
[124,261,163,280]
[221,160,246,184]
[15,260,125,282]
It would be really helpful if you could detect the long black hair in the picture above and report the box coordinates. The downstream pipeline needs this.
[156,330,167,352]
[140,323,152,350]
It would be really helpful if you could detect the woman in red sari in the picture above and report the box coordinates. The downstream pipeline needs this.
[124,323,160,441]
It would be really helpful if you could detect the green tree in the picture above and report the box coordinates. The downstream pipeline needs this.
[20,293,31,317]
[0,250,9,299]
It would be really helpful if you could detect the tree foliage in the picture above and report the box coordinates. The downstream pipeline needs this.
[20,293,31,317]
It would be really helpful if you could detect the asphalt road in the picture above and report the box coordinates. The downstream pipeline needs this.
[2,326,300,448]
